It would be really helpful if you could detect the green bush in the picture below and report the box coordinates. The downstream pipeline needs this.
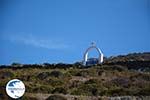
[52,87,67,94]
[101,65,128,71]
[22,96,38,100]
[69,80,82,88]
[67,69,79,76]
[75,70,89,77]
[0,71,14,79]
[48,78,64,87]
[49,70,63,78]
[32,85,53,93]
[72,83,101,96]
[37,72,51,80]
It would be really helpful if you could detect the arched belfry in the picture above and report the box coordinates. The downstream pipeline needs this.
[83,42,104,66]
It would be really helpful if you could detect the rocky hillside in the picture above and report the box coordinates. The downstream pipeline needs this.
[103,52,150,72]
[0,52,150,100]
[105,52,150,62]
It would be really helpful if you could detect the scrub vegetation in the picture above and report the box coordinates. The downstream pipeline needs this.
[0,52,150,100]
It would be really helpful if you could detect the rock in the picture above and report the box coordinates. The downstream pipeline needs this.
[46,94,67,100]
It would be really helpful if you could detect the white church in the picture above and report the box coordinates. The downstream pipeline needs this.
[83,42,104,66]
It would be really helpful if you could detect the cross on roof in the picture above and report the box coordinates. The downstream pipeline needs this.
[91,41,96,46]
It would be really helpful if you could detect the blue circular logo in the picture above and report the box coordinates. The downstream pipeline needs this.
[6,79,25,99]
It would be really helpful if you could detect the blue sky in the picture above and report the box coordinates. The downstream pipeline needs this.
[0,0,150,65]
